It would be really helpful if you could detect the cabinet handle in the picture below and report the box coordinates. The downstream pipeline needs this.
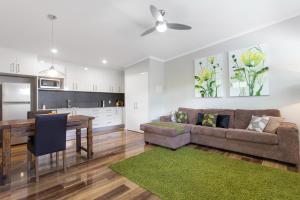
[17,64,20,73]
[10,63,14,72]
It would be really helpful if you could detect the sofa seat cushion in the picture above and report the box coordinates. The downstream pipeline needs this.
[226,129,278,145]
[191,126,226,138]
[140,122,192,137]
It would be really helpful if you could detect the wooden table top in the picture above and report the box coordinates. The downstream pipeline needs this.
[0,115,95,129]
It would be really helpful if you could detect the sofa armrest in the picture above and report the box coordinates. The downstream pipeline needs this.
[277,122,300,160]
[160,115,172,122]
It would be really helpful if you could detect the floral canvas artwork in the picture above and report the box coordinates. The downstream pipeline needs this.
[194,54,223,98]
[229,44,270,97]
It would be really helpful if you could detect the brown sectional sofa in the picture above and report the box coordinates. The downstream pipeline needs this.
[141,108,300,170]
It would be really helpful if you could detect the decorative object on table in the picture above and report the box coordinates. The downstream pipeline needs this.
[38,14,65,78]
[194,54,223,98]
[175,111,188,123]
[229,44,270,97]
[202,113,218,127]
[247,115,270,133]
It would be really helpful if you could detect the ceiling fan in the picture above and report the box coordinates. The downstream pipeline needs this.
[141,5,192,36]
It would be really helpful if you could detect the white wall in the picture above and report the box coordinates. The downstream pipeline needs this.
[164,16,300,127]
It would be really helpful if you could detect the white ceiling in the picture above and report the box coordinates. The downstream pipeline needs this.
[0,0,300,69]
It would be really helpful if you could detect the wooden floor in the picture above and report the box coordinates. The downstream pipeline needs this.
[0,130,297,200]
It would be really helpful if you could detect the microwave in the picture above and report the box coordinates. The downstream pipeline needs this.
[39,78,61,89]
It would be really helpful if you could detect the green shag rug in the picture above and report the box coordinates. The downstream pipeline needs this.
[111,147,300,200]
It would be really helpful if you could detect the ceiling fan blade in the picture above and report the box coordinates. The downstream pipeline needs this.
[141,27,156,36]
[150,5,164,22]
[167,23,192,30]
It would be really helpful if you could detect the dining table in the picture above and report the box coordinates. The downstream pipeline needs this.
[0,115,95,183]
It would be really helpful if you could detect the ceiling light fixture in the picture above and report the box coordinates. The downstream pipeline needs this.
[51,48,58,54]
[84,67,88,71]
[39,14,64,78]
[102,59,108,64]
[156,21,167,33]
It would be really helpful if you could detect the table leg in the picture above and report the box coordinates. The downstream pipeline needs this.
[76,128,81,152]
[87,119,93,159]
[1,128,11,181]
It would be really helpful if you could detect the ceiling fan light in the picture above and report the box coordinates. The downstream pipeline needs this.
[156,22,167,32]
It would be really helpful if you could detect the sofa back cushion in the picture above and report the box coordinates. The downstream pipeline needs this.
[234,109,281,129]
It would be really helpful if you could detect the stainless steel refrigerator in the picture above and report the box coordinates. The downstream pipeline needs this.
[2,83,31,144]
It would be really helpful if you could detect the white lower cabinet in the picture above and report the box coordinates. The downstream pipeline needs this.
[56,107,124,129]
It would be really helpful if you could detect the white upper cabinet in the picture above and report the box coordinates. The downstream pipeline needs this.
[0,47,38,76]
[64,64,124,93]
[0,48,17,74]
[0,47,124,92]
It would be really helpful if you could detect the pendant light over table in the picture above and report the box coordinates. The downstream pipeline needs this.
[39,14,64,78]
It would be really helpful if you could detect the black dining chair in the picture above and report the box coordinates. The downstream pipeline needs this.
[27,113,68,182]
[27,110,57,161]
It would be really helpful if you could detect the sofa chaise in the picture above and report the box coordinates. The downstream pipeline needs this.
[140,108,300,170]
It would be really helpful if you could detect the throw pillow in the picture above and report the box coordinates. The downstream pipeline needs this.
[196,113,203,125]
[202,113,218,127]
[175,111,188,124]
[264,116,284,134]
[247,116,270,133]
[216,115,230,129]
[171,111,177,122]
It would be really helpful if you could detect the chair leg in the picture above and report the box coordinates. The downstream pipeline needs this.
[35,156,39,182]
[27,151,32,173]
[63,150,67,172]
[56,152,59,168]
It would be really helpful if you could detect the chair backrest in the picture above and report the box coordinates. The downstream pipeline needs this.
[27,110,55,119]
[33,114,68,156]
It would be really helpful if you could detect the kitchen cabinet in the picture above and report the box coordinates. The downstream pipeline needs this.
[64,64,79,91]
[64,63,124,93]
[56,107,124,129]
[0,47,38,76]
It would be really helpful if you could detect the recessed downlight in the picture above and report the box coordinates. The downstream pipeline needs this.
[84,67,88,71]
[51,48,58,54]
[102,59,108,64]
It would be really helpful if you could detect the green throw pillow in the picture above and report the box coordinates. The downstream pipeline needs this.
[175,111,188,123]
[202,113,217,127]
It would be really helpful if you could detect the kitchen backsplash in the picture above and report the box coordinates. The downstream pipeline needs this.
[38,90,125,109]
